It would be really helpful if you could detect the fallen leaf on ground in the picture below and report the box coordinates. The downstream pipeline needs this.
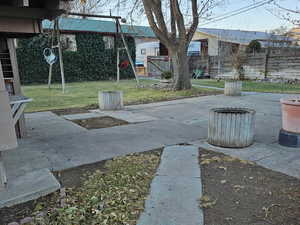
[200,195,217,208]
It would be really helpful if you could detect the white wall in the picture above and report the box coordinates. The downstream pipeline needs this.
[136,41,160,67]
[208,38,219,56]
[136,40,202,66]
[192,31,220,56]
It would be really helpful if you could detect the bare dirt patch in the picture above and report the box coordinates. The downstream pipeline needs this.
[199,148,300,225]
[71,116,129,129]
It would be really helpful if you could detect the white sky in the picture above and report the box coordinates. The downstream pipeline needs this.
[100,0,298,32]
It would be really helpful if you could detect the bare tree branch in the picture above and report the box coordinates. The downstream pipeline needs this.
[186,0,199,44]
[274,2,300,14]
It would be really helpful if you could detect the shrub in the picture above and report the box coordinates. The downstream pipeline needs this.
[161,71,172,80]
[232,50,247,80]
[17,33,136,84]
[247,40,261,53]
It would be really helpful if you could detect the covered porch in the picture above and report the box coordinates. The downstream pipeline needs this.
[0,0,73,206]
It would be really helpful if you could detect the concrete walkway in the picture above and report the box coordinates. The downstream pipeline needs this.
[137,145,203,225]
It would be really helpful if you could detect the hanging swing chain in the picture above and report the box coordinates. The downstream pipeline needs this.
[43,18,60,66]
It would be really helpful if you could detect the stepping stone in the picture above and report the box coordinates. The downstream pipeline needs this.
[137,145,203,225]
[62,112,105,121]
[91,109,157,123]
[0,169,60,208]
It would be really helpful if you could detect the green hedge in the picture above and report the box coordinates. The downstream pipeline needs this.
[17,33,135,84]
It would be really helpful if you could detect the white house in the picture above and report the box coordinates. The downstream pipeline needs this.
[193,28,293,56]
[136,41,201,67]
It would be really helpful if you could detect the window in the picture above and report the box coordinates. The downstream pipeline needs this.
[155,47,160,56]
[103,36,114,49]
[141,48,146,55]
[61,34,77,52]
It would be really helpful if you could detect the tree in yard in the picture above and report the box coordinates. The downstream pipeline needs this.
[246,40,262,53]
[141,0,218,90]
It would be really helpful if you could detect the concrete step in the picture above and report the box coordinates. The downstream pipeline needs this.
[0,168,60,208]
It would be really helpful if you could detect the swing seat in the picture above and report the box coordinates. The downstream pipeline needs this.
[43,48,57,65]
[119,60,129,69]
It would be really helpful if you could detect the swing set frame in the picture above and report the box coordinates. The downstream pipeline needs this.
[47,11,140,93]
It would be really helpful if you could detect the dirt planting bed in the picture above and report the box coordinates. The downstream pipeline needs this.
[199,148,300,225]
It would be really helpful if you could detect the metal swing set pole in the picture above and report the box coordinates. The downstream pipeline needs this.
[66,12,139,86]
[115,19,139,85]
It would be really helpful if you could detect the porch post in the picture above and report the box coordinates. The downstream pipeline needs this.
[7,38,27,137]
[0,57,18,189]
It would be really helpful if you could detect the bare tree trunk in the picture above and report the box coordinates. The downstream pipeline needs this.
[170,48,191,90]
[141,0,211,90]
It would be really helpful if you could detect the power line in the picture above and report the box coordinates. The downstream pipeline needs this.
[201,0,271,21]
[200,0,274,26]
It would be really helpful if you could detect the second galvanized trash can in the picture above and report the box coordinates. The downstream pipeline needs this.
[208,108,256,148]
[224,81,242,96]
[99,91,124,110]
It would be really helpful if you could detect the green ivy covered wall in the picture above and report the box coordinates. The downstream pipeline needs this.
[16,33,136,84]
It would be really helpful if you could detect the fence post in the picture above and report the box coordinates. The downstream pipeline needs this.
[264,49,270,79]
[207,57,210,77]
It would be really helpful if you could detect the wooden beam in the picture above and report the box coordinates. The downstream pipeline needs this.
[0,18,41,35]
[7,39,21,95]
[67,12,121,19]
[0,6,65,20]
[7,38,27,138]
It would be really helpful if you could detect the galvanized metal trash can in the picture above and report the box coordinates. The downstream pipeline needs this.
[208,108,256,148]
[224,81,242,96]
[99,91,124,110]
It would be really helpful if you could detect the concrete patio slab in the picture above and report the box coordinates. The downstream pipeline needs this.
[4,120,205,180]
[90,109,158,123]
[2,92,300,208]
[62,112,105,121]
[0,169,60,208]
[25,111,85,138]
[137,146,203,225]
[157,146,200,177]
[192,139,300,179]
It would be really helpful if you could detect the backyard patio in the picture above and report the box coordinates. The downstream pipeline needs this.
[1,91,300,224]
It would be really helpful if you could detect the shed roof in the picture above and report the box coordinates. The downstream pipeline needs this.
[197,28,292,45]
[42,17,156,38]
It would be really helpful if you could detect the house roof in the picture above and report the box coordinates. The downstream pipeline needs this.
[197,28,292,45]
[42,17,156,38]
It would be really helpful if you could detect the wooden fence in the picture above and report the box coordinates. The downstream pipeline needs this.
[189,48,300,80]
[146,56,170,77]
